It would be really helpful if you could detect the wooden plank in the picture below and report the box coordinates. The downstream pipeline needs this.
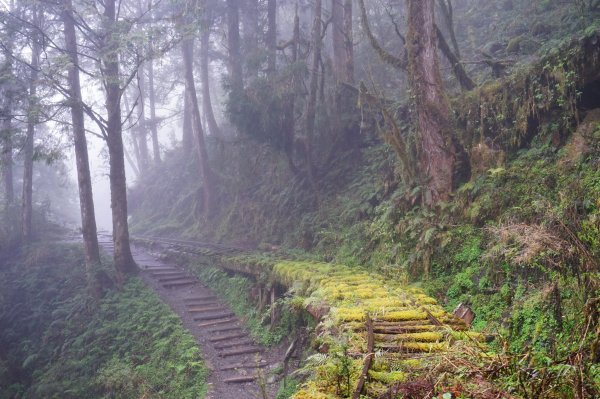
[197,318,237,328]
[184,295,217,302]
[208,325,243,334]
[214,339,255,350]
[149,271,186,276]
[157,275,193,283]
[223,376,256,384]
[352,313,374,399]
[220,362,267,371]
[163,280,196,288]
[193,312,235,321]
[209,332,248,342]
[187,306,225,313]
[220,347,261,357]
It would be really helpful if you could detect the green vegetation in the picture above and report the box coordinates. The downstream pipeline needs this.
[0,243,208,399]
[185,258,312,346]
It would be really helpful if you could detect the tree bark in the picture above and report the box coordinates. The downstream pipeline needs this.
[226,0,243,92]
[242,0,259,78]
[182,87,194,154]
[136,63,150,171]
[332,0,344,81]
[200,22,221,137]
[283,9,300,175]
[61,0,104,296]
[266,0,277,72]
[22,6,42,243]
[103,0,137,281]
[406,0,456,204]
[342,0,354,83]
[147,59,161,162]
[435,25,474,91]
[182,37,215,214]
[305,0,322,182]
[0,28,14,211]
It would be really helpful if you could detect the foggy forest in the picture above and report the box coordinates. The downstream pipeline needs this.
[1,0,599,398]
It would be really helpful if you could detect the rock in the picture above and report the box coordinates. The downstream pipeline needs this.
[502,0,513,11]
[267,375,278,384]
[483,41,505,56]
[532,22,552,36]
[506,36,524,54]
[470,140,506,177]
[562,108,600,163]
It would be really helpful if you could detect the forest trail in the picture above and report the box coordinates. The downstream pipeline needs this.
[97,233,280,399]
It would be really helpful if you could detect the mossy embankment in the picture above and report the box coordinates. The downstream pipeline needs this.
[129,27,600,399]
[0,242,208,399]
[156,248,489,398]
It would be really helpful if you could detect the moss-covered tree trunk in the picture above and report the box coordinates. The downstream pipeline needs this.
[406,0,456,204]
[305,0,322,182]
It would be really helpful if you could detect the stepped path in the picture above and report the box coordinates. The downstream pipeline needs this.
[97,233,279,399]
[128,236,487,398]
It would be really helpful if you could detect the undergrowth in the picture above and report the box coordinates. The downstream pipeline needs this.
[0,243,208,399]
[184,257,311,346]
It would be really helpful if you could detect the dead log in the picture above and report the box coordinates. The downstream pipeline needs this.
[352,313,374,399]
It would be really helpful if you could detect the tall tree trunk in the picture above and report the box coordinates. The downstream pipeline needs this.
[266,0,277,72]
[200,23,221,137]
[123,90,142,173]
[283,9,300,175]
[147,59,161,162]
[103,0,137,281]
[406,0,456,204]
[242,0,259,78]
[136,63,150,171]
[61,0,104,296]
[22,7,42,243]
[226,0,243,92]
[0,26,14,211]
[332,0,344,81]
[332,0,354,83]
[305,0,322,182]
[182,88,193,154]
[342,0,354,83]
[182,37,215,214]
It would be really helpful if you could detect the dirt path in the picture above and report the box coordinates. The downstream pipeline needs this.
[97,233,282,399]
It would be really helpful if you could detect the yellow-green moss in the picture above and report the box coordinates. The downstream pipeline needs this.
[368,370,407,384]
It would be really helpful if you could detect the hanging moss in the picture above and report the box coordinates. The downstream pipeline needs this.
[454,29,600,152]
